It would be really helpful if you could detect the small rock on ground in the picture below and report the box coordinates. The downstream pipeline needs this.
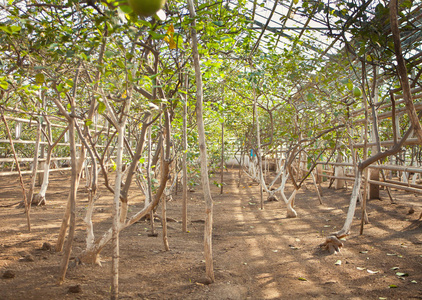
[68,285,82,293]
[2,270,16,279]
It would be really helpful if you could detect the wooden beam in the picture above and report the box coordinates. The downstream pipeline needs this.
[368,179,422,194]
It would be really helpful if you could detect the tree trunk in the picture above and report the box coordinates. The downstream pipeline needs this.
[334,169,363,238]
[79,151,171,264]
[390,0,422,143]
[220,90,225,195]
[252,81,265,210]
[27,119,41,207]
[34,118,62,206]
[360,62,370,234]
[182,74,188,233]
[331,113,421,243]
[57,117,79,284]
[145,116,156,236]
[160,114,171,250]
[111,123,125,300]
[187,0,215,283]
[162,194,170,250]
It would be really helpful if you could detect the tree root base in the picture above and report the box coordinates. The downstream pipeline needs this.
[320,236,344,254]
[78,251,102,266]
[17,194,46,208]
[286,210,297,218]
[267,195,279,202]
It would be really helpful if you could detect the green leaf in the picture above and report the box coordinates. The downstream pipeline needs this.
[0,25,21,34]
[98,100,106,114]
[395,272,409,277]
[353,87,362,97]
[105,51,114,58]
[0,80,8,90]
[389,284,398,288]
[84,119,93,126]
[400,0,412,9]
[150,31,166,40]
[119,5,133,14]
[35,73,45,84]
[298,277,307,281]
[10,25,21,33]
[306,92,315,102]
[66,50,75,58]
[0,26,11,34]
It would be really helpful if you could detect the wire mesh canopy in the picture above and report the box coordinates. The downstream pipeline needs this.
[244,0,422,63]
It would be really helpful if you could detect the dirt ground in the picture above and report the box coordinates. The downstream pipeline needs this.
[0,168,421,299]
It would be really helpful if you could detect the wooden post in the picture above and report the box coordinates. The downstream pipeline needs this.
[334,153,345,189]
[316,164,323,184]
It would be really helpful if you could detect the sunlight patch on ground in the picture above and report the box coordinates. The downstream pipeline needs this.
[256,273,282,299]
[244,238,264,257]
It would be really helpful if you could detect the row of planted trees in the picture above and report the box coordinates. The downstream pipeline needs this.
[2,0,422,298]
[1,1,258,296]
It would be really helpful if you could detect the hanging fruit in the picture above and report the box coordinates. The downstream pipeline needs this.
[128,0,166,17]
[353,87,362,97]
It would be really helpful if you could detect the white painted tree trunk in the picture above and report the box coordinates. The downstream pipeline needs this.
[335,170,363,238]
[27,119,41,207]
[34,118,56,205]
[36,157,51,203]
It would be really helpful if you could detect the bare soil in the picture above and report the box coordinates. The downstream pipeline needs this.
[0,169,421,299]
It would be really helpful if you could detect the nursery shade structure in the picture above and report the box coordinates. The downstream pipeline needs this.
[239,0,422,119]
[1,1,422,298]
[245,0,348,57]
[244,0,422,64]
